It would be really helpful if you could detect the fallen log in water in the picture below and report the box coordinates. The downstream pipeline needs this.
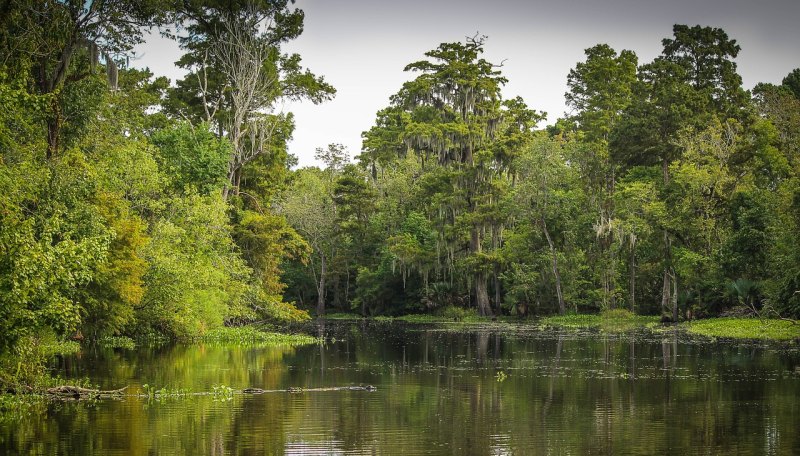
[243,385,377,394]
[41,385,376,400]
[47,385,128,399]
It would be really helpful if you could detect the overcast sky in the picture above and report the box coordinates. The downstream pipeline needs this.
[134,0,800,167]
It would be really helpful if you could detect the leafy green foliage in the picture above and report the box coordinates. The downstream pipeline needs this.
[0,0,329,371]
[3,13,800,386]
[138,192,250,338]
[151,123,231,195]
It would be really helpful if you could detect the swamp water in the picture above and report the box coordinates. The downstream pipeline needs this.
[1,321,799,455]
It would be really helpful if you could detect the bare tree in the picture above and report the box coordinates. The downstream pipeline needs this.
[207,8,282,200]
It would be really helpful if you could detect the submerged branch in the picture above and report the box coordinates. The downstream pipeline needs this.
[46,385,128,399]
[35,385,377,401]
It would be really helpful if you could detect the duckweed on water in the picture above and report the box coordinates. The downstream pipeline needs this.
[541,309,660,333]
[195,326,320,346]
[684,318,800,341]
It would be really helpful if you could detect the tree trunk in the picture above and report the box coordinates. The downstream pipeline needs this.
[471,225,492,317]
[317,253,326,317]
[542,216,566,315]
[475,272,491,317]
[46,115,60,159]
[234,168,242,196]
[607,162,617,310]
[670,268,678,322]
[492,224,502,315]
[609,250,617,309]
[222,163,237,200]
[661,265,671,318]
[660,157,674,320]
[629,242,636,312]
[493,264,501,316]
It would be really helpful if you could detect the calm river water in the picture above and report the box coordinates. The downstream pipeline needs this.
[1,321,799,455]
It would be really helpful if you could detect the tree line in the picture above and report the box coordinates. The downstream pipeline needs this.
[281,27,800,323]
[0,0,333,366]
[1,1,798,370]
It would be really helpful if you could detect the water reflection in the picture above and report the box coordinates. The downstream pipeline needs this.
[1,321,799,455]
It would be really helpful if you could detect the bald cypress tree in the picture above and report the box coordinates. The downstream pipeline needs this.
[368,37,540,316]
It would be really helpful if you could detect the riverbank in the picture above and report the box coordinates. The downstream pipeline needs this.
[324,310,800,342]
[0,325,319,417]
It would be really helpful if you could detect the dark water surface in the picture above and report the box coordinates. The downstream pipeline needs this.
[1,321,799,455]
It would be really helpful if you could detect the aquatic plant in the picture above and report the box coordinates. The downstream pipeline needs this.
[141,384,191,400]
[212,384,234,401]
[541,309,659,332]
[684,318,800,341]
[324,313,363,320]
[195,326,320,346]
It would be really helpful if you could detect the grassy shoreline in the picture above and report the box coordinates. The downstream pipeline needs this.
[0,326,318,398]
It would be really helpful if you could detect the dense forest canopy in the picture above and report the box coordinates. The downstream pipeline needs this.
[283,25,800,322]
[1,1,798,377]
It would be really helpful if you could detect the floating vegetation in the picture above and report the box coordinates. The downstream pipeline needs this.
[142,384,191,400]
[193,326,320,346]
[211,384,235,401]
[540,309,660,333]
[324,313,364,321]
[684,318,800,341]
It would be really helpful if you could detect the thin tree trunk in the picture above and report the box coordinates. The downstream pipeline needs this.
[609,249,617,310]
[46,115,61,159]
[629,241,636,312]
[492,224,502,315]
[661,264,671,318]
[542,216,565,315]
[660,157,673,320]
[670,268,678,322]
[607,163,617,310]
[234,168,242,196]
[222,164,237,200]
[493,264,501,316]
[317,253,326,317]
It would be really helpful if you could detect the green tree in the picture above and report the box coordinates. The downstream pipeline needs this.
[782,68,800,99]
[138,192,250,337]
[282,167,339,316]
[565,44,637,309]
[0,0,167,157]
[611,24,750,321]
[166,0,334,199]
[374,37,540,316]
[151,122,231,195]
